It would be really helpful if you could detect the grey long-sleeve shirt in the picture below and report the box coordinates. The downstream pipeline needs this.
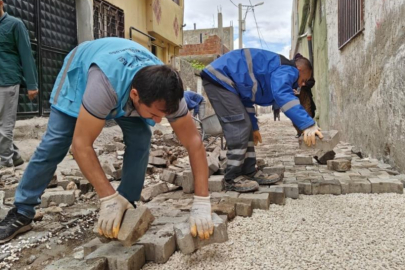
[0,12,38,90]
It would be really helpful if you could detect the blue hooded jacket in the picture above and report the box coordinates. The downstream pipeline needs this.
[184,91,204,116]
[201,49,314,131]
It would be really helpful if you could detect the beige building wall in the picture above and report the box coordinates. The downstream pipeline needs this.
[99,0,184,65]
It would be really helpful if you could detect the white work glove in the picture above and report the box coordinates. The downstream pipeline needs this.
[303,123,324,146]
[97,192,134,239]
[190,195,214,240]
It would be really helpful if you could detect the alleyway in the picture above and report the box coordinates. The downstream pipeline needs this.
[1,113,405,270]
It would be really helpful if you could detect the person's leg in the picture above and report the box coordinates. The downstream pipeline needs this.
[203,80,258,192]
[114,117,151,203]
[0,85,20,167]
[14,107,77,218]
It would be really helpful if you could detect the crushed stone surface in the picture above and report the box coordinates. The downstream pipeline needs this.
[144,193,405,270]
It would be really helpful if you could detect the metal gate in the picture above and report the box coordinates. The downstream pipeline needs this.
[4,0,77,117]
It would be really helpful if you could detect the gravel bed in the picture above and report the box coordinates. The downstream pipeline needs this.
[144,193,405,270]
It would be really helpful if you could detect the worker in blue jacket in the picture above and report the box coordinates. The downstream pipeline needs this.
[184,90,206,119]
[0,37,214,244]
[201,49,323,192]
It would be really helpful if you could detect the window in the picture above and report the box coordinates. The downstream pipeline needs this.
[338,0,364,49]
[93,0,125,39]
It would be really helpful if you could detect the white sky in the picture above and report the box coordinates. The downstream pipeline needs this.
[184,0,293,57]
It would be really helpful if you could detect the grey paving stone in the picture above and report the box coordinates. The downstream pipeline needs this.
[40,190,75,208]
[117,207,155,247]
[86,241,145,270]
[368,178,403,194]
[174,213,228,254]
[137,224,176,263]
[208,175,224,192]
[311,179,342,195]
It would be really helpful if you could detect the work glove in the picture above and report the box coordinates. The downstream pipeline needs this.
[303,123,324,146]
[190,195,214,240]
[97,192,134,238]
[253,130,262,146]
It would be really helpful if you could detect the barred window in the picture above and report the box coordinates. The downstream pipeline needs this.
[338,0,364,49]
[93,0,125,39]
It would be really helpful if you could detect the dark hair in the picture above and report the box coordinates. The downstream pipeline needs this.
[132,65,184,114]
[295,57,313,72]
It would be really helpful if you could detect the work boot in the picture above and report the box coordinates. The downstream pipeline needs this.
[0,208,33,244]
[224,176,259,193]
[244,170,282,185]
[12,155,24,167]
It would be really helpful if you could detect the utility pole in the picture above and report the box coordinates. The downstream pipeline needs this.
[238,4,243,49]
[238,2,264,49]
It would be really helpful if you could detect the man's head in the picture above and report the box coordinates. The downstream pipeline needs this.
[295,57,313,87]
[130,65,184,123]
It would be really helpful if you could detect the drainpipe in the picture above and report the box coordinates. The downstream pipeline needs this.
[306,0,316,65]
[293,0,316,62]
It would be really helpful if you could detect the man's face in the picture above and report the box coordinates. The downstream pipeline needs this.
[297,67,312,88]
[130,89,166,123]
[0,1,4,11]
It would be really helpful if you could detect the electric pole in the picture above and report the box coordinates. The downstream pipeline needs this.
[237,2,264,49]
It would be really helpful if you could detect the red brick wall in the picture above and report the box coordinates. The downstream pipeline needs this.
[180,35,230,56]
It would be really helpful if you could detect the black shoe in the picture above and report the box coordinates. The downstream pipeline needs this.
[13,155,24,167]
[224,176,259,193]
[0,208,33,244]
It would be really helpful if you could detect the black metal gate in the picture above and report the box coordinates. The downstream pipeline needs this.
[4,0,77,117]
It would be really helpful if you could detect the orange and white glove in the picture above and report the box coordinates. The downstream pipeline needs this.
[253,130,262,146]
[97,192,134,238]
[303,123,324,146]
[190,195,214,240]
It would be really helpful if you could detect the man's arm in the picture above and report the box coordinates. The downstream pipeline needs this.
[170,112,208,197]
[170,112,213,240]
[71,105,115,198]
[270,66,315,130]
[14,21,38,91]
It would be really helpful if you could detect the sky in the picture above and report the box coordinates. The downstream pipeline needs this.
[183,0,293,57]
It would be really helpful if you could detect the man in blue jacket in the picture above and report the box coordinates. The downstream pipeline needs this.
[0,1,38,169]
[0,37,213,243]
[201,49,323,192]
[184,90,206,119]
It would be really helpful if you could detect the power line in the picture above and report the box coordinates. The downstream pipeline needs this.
[249,0,270,50]
[229,0,238,7]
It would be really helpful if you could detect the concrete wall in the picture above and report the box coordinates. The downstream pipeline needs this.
[183,27,234,51]
[76,0,94,44]
[324,0,405,171]
[311,0,329,125]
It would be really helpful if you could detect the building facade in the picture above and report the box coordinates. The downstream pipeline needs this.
[292,0,405,171]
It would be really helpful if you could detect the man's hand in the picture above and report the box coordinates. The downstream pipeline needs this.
[303,123,323,146]
[97,192,134,238]
[293,89,300,96]
[190,196,214,240]
[27,90,38,101]
[253,130,262,146]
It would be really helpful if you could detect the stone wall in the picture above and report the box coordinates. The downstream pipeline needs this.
[324,0,405,171]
